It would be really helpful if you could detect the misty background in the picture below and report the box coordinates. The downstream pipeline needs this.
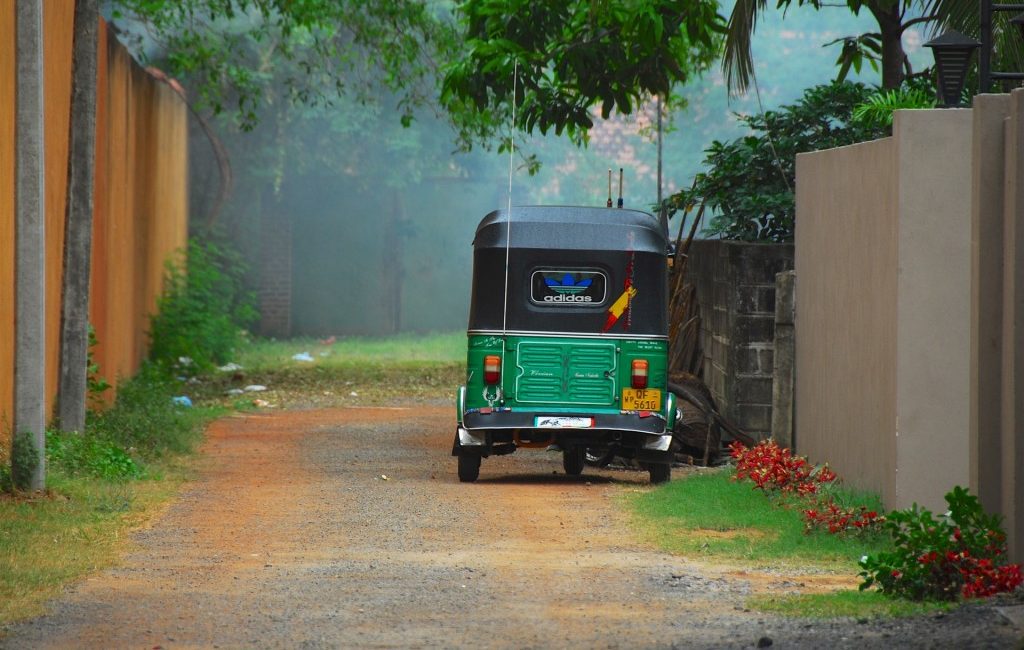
[172,5,931,338]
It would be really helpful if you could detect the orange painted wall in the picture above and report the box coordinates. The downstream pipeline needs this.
[0,5,188,438]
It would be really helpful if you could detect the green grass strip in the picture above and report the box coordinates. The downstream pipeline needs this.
[748,590,955,618]
[625,469,891,570]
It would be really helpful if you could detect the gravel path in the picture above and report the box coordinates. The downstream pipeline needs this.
[2,406,1021,649]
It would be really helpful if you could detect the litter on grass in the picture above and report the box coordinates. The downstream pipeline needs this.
[291,352,315,362]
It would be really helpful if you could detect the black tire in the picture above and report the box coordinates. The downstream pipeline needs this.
[458,453,481,483]
[563,446,585,476]
[649,462,671,484]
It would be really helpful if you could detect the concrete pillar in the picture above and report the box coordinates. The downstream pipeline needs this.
[892,109,973,512]
[14,0,46,490]
[970,94,1011,515]
[1001,89,1024,562]
[772,270,795,449]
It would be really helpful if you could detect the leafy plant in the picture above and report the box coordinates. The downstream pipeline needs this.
[859,486,1023,600]
[10,432,39,491]
[148,238,256,374]
[87,364,206,457]
[730,439,837,497]
[46,430,142,481]
[852,86,937,129]
[86,324,111,409]
[666,82,890,242]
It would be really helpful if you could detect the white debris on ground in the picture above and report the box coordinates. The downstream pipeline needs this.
[218,362,243,372]
[244,385,267,392]
[291,352,315,362]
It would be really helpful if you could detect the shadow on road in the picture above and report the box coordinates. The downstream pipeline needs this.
[472,472,646,486]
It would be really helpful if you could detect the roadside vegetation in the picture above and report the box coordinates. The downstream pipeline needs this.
[0,239,245,624]
[627,441,1021,619]
[0,368,224,624]
[0,235,465,626]
[625,468,928,618]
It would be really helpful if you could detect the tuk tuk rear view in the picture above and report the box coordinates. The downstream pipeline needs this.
[453,206,678,484]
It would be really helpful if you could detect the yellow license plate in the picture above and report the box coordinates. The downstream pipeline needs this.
[621,388,661,411]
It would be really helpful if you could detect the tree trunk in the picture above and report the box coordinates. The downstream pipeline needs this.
[14,0,47,490]
[871,2,908,90]
[57,0,100,434]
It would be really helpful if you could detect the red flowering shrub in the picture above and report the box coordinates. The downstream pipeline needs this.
[729,440,836,495]
[803,502,885,535]
[859,486,1023,601]
[729,440,881,535]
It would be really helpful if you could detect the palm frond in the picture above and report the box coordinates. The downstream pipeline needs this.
[723,0,768,95]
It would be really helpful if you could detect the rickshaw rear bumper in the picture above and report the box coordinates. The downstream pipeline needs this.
[457,411,673,461]
[462,410,667,435]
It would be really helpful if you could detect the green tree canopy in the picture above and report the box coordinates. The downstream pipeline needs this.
[441,0,725,149]
[110,0,455,130]
[668,82,889,242]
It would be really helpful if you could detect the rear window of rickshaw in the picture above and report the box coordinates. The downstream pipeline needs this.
[529,269,608,307]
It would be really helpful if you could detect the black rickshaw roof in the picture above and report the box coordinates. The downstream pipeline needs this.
[473,206,668,253]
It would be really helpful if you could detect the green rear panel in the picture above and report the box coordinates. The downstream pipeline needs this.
[515,341,616,405]
[465,334,668,415]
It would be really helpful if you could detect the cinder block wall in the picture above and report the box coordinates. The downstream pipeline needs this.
[688,240,794,439]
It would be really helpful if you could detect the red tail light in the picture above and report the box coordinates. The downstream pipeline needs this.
[631,359,649,389]
[483,355,502,385]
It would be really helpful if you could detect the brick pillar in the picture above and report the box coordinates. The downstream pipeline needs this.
[258,209,292,337]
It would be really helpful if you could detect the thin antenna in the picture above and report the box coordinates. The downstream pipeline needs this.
[606,169,612,207]
[617,168,624,208]
[501,59,518,334]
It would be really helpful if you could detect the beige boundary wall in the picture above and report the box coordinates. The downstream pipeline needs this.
[795,95,1024,560]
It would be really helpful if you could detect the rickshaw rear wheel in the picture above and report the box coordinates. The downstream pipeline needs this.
[562,446,585,476]
[649,462,671,484]
[458,452,481,483]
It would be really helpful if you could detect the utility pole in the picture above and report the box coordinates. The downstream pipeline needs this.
[58,0,100,433]
[15,0,46,490]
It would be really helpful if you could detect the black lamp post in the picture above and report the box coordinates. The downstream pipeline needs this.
[979,0,1024,92]
[925,31,980,107]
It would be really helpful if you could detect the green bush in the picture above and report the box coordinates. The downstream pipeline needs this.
[859,486,1023,601]
[11,431,39,491]
[852,84,936,129]
[666,81,890,242]
[86,324,111,409]
[46,430,142,481]
[148,237,256,374]
[87,364,205,458]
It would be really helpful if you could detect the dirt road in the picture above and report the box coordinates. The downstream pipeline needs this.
[3,407,1021,648]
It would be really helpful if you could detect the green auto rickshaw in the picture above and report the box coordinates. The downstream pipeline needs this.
[453,205,678,483]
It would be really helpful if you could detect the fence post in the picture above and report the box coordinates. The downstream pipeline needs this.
[772,270,796,449]
[15,0,46,490]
